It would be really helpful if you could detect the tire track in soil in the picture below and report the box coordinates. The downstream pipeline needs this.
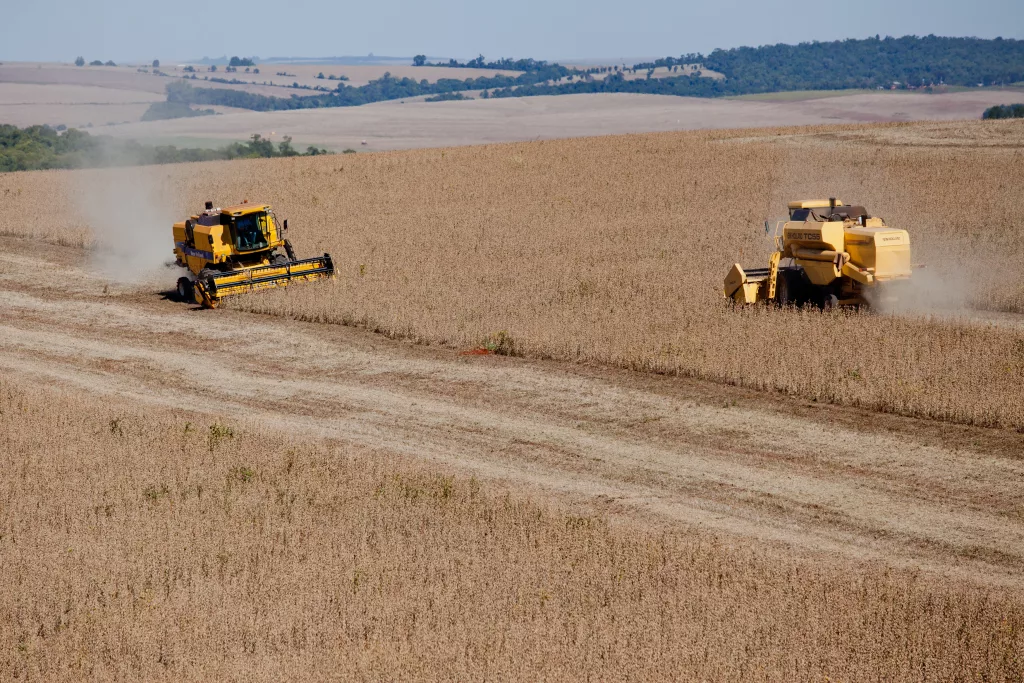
[2,240,1023,589]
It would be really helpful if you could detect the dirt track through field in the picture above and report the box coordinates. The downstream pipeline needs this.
[2,240,1023,589]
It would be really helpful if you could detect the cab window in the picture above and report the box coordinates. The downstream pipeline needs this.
[233,213,269,251]
[789,207,833,222]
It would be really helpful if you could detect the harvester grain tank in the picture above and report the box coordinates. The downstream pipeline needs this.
[723,199,911,308]
[172,201,334,308]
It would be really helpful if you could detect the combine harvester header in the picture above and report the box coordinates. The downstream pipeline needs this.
[173,201,334,308]
[724,198,912,309]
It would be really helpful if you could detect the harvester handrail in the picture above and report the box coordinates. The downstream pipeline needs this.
[765,220,786,251]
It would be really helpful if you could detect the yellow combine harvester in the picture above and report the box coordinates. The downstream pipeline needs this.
[724,199,912,308]
[173,201,334,308]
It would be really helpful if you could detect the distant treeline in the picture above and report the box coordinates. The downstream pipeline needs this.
[0,125,330,172]
[419,36,1024,92]
[424,92,472,102]
[695,35,1024,90]
[141,101,216,122]
[163,66,569,110]
[489,36,1024,99]
[983,103,1024,119]
[413,54,569,74]
[161,36,1024,114]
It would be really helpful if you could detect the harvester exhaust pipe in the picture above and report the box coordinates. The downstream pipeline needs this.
[205,201,214,210]
[829,197,836,208]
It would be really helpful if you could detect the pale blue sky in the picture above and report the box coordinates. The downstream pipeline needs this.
[2,0,1021,64]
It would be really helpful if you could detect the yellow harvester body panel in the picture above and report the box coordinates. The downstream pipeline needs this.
[173,203,284,271]
[172,202,334,308]
[724,252,781,304]
[782,221,846,253]
[786,199,845,210]
[724,199,911,307]
[844,225,912,281]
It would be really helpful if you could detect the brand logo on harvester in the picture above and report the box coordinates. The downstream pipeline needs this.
[880,235,902,242]
[789,232,821,240]
[176,241,214,260]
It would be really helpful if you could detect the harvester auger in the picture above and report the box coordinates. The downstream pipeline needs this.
[724,199,912,308]
[172,201,334,308]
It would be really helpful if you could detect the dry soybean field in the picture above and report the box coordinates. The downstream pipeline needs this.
[234,119,1024,429]
[1,118,1023,680]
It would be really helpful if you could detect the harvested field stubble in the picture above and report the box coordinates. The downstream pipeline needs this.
[2,120,1024,428]
[1,379,1022,680]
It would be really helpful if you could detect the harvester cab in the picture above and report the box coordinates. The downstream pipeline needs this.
[724,198,911,308]
[173,200,334,308]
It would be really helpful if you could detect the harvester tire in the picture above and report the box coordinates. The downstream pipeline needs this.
[176,277,194,303]
[776,270,798,307]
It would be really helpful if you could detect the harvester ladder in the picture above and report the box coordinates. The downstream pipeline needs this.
[766,251,781,301]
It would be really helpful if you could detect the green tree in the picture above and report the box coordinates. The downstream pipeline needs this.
[75,56,85,67]
[152,59,160,68]
[983,103,1024,119]
[278,136,297,156]
[246,133,274,157]
[413,55,426,66]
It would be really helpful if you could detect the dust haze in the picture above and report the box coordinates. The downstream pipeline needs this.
[868,259,973,315]
[75,163,177,286]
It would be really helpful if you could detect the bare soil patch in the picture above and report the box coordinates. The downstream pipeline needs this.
[3,365,1020,680]
[94,91,1017,152]
[0,62,169,94]
[0,82,163,127]
[0,238,1022,590]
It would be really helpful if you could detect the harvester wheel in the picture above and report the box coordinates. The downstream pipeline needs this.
[819,293,839,311]
[176,277,194,303]
[776,269,811,307]
[775,270,797,306]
